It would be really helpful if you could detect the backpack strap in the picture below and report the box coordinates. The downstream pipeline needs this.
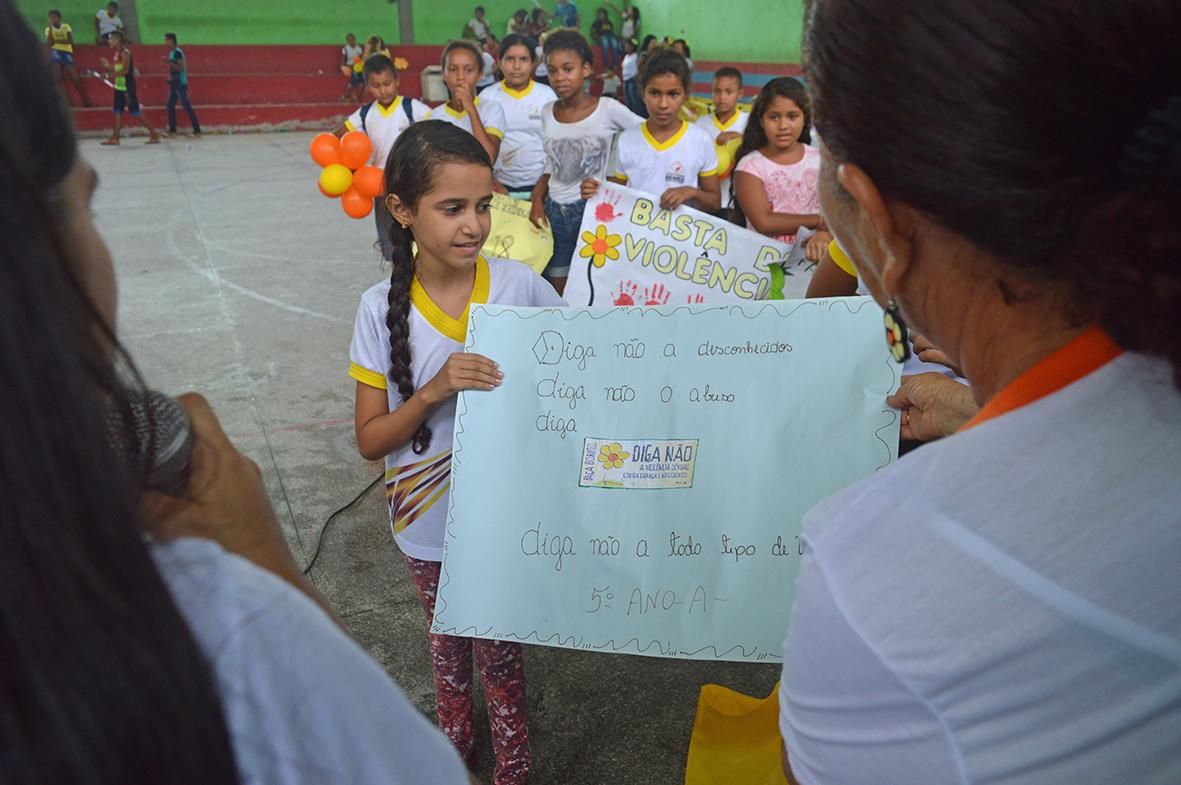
[359,100,374,134]
[402,96,415,125]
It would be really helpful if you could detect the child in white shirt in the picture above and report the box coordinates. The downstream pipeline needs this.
[481,34,559,196]
[337,56,431,260]
[589,49,720,212]
[350,121,563,785]
[427,40,505,165]
[530,29,642,293]
[694,67,749,211]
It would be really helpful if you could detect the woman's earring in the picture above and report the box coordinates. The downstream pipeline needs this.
[884,297,911,363]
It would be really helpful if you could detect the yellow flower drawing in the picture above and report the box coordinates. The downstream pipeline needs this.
[579,224,622,268]
[598,442,629,470]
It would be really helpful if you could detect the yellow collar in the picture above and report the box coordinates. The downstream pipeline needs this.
[501,81,535,99]
[444,97,480,119]
[376,96,403,117]
[642,120,688,152]
[410,256,490,343]
[712,111,740,132]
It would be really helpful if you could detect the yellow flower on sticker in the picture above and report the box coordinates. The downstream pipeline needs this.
[579,224,622,268]
[598,442,629,470]
[394,57,410,71]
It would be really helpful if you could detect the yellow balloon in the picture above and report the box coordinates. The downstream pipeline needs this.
[318,163,353,197]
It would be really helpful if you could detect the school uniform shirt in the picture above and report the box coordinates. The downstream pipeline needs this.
[348,256,565,561]
[95,9,123,36]
[542,97,643,204]
[695,110,749,208]
[426,98,506,144]
[734,145,820,244]
[154,538,469,785]
[46,23,73,52]
[345,96,431,169]
[481,80,559,189]
[613,120,718,200]
[780,332,1181,785]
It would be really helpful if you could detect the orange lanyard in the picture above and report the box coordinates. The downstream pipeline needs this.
[960,328,1123,431]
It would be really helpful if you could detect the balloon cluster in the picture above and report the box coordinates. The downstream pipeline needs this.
[714,137,743,180]
[309,131,385,219]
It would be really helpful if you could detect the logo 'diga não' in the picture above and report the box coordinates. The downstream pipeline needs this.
[579,437,698,489]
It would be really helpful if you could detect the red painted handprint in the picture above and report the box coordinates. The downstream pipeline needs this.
[594,190,624,222]
[643,283,671,306]
[612,280,639,306]
[686,294,705,304]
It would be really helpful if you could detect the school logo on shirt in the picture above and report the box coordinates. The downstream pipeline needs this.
[665,162,687,186]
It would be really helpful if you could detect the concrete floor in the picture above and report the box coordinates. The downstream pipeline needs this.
[95,131,780,785]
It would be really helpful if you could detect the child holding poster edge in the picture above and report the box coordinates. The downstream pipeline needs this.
[584,49,721,213]
[348,121,563,785]
[529,29,642,294]
[731,77,829,259]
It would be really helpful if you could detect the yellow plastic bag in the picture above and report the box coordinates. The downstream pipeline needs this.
[684,682,789,785]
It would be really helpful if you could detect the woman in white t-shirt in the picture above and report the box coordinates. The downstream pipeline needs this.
[1,15,469,783]
[779,2,1181,783]
[350,122,564,785]
[732,76,830,260]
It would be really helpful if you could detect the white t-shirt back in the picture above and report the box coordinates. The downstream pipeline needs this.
[426,98,506,144]
[345,96,431,169]
[153,537,469,784]
[542,97,643,204]
[780,352,1181,785]
[481,80,559,188]
[614,120,718,201]
[348,257,564,561]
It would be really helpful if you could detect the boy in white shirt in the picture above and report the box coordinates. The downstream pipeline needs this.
[694,66,748,210]
[93,1,122,43]
[481,33,559,196]
[427,40,505,165]
[597,49,720,212]
[336,55,430,260]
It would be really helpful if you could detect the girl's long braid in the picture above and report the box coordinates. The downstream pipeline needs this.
[385,222,432,454]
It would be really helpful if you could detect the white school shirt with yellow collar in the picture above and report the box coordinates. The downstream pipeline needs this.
[348,256,565,562]
[480,80,559,189]
[426,98,506,144]
[613,120,719,201]
[694,109,750,208]
[345,96,432,169]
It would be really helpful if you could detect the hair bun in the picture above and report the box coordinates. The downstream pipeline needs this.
[1121,95,1181,191]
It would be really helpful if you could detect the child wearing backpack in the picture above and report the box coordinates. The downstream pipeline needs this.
[335,55,430,260]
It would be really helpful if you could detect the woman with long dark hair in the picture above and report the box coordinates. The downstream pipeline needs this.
[0,5,468,783]
[779,1,1180,783]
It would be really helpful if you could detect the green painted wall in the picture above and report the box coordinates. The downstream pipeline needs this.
[18,0,804,62]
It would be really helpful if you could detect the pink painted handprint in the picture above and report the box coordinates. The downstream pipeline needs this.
[686,294,705,304]
[612,280,639,306]
[643,283,671,306]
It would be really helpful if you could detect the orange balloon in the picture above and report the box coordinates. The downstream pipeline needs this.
[353,165,385,199]
[339,131,373,170]
[341,185,373,219]
[309,133,341,167]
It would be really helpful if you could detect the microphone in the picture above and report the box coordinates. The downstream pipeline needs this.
[105,391,193,497]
